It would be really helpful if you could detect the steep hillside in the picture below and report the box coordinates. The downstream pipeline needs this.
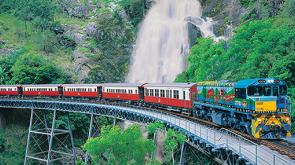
[0,0,148,84]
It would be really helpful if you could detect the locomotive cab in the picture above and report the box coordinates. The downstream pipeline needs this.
[235,78,291,139]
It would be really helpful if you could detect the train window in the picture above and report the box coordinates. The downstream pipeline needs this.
[247,86,262,96]
[145,89,149,96]
[170,90,172,98]
[135,90,137,94]
[160,90,165,97]
[263,86,271,96]
[149,89,153,96]
[235,88,246,99]
[166,90,169,98]
[273,87,278,96]
[280,85,287,96]
[173,90,179,99]
[183,91,186,100]
[155,89,159,97]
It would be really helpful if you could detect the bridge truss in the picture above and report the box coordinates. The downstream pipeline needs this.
[0,99,294,165]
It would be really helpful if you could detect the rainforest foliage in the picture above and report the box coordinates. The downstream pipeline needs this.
[176,0,295,117]
[83,125,155,164]
[0,0,148,83]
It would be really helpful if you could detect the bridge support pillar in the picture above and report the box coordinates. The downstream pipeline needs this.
[85,113,100,164]
[179,142,186,165]
[24,109,75,165]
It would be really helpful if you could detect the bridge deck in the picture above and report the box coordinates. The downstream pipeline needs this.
[118,105,294,165]
[0,99,294,165]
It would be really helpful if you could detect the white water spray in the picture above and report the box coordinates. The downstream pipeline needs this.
[127,0,221,83]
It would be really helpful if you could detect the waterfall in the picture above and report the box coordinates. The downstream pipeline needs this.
[127,0,220,83]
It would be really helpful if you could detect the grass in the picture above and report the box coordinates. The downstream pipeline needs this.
[0,14,30,49]
[54,12,90,27]
[0,13,76,80]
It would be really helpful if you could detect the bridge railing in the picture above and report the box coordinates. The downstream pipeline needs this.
[0,97,293,165]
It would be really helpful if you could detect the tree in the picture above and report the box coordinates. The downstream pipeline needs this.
[163,129,186,165]
[84,125,155,164]
[0,49,25,84]
[10,53,70,84]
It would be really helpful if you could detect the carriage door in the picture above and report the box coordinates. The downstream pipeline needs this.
[98,86,102,98]
[183,90,187,107]
[138,87,144,100]
[58,86,63,96]
[17,86,23,95]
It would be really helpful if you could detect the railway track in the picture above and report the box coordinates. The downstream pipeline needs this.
[125,103,295,160]
[260,140,295,159]
[2,97,295,160]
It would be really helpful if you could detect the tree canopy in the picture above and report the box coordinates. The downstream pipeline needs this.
[9,53,69,84]
[83,125,155,164]
[176,17,295,87]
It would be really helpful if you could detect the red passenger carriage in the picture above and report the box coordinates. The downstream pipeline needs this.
[62,84,101,98]
[22,84,62,97]
[0,85,20,96]
[102,83,145,101]
[143,83,197,111]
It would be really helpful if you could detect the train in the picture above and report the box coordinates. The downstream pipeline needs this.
[0,78,291,139]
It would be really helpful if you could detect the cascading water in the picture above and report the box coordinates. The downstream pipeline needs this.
[127,0,221,83]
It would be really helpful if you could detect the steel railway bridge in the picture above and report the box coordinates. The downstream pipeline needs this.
[0,98,294,165]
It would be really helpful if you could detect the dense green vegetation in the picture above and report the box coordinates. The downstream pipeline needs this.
[0,0,148,164]
[0,0,147,83]
[163,129,186,164]
[84,124,155,164]
[176,0,295,131]
[0,125,27,165]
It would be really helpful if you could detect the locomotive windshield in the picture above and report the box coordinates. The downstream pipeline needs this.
[280,85,287,96]
[247,85,287,96]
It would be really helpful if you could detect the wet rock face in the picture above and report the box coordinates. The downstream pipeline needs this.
[72,49,91,82]
[201,0,245,37]
[58,0,93,18]
[63,25,86,45]
[187,22,202,46]
[59,20,99,82]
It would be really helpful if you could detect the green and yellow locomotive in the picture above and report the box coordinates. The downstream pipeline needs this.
[194,78,291,139]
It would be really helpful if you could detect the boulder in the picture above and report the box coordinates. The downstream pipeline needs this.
[63,24,85,45]
[58,0,90,18]
[72,49,91,82]
[85,22,97,36]
[73,33,86,45]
